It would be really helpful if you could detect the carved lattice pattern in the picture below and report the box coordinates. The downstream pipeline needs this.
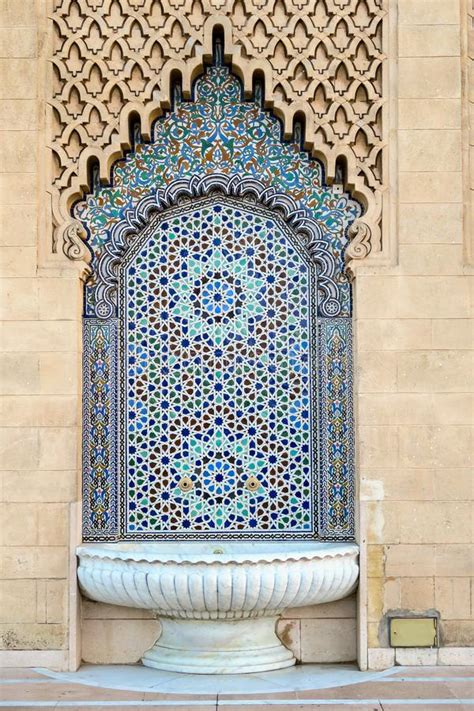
[49,0,386,256]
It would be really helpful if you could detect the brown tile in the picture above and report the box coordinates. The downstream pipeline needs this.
[155,707,216,711]
[314,707,381,711]
[72,708,147,711]
[218,705,382,711]
[296,685,374,699]
[0,683,66,701]
[218,690,299,700]
[0,681,150,703]
[56,686,147,702]
[382,706,461,711]
[78,707,217,711]
[217,706,302,711]
[445,679,474,700]
[142,691,217,701]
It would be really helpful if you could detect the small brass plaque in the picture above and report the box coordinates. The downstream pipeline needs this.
[390,618,437,648]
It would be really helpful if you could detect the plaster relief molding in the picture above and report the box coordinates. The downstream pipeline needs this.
[46,0,388,273]
[344,218,372,280]
[63,219,93,263]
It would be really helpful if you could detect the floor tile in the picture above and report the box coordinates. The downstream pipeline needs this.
[217,705,382,710]
[0,664,471,709]
[381,705,464,711]
[446,680,474,700]
[0,668,45,679]
[218,691,299,700]
[394,667,474,678]
[296,680,459,700]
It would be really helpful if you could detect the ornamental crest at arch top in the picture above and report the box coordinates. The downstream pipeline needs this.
[76,66,362,318]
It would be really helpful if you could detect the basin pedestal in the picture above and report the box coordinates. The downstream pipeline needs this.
[142,617,294,674]
[77,542,359,674]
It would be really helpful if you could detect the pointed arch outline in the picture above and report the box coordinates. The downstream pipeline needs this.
[88,172,343,320]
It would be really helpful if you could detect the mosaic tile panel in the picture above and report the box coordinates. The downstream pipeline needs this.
[120,198,316,536]
[82,319,118,539]
[80,64,356,541]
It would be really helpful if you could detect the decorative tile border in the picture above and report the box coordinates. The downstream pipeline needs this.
[82,319,119,540]
[317,318,355,539]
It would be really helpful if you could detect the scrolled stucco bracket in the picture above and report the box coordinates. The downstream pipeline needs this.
[344,219,372,282]
[63,219,89,260]
[62,219,94,282]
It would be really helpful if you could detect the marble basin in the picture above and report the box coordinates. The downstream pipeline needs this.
[77,541,359,674]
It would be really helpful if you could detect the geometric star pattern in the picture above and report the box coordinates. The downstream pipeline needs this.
[123,200,315,534]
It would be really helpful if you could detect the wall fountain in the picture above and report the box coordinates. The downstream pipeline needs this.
[76,64,359,673]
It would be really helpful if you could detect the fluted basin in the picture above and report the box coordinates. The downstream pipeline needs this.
[77,541,359,674]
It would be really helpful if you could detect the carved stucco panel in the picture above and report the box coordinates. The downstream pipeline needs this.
[47,0,388,273]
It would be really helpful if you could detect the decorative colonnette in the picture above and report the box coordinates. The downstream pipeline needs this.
[81,66,357,541]
[82,320,118,534]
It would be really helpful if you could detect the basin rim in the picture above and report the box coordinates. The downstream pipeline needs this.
[76,541,359,566]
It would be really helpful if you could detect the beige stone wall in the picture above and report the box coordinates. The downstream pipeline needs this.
[464,0,474,265]
[0,0,81,668]
[360,0,473,668]
[0,0,472,670]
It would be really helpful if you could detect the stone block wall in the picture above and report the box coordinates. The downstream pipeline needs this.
[0,0,472,670]
[359,0,473,668]
[0,0,81,668]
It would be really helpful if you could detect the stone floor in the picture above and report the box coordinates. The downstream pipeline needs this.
[0,665,473,709]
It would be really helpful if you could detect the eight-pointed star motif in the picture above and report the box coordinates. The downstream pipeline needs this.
[170,247,266,344]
